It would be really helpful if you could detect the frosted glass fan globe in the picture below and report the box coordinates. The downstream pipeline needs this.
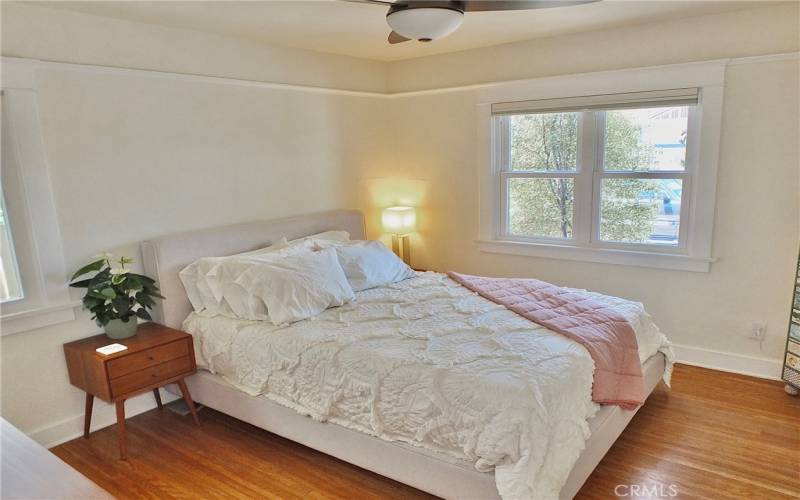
[386,7,464,41]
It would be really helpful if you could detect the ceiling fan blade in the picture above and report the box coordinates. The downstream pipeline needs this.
[388,31,412,44]
[340,0,404,6]
[462,0,598,12]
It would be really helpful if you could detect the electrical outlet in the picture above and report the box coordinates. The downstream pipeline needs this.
[750,322,767,340]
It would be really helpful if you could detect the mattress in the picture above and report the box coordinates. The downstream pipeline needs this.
[183,272,674,499]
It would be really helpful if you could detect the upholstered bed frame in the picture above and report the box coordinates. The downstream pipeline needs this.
[142,209,666,499]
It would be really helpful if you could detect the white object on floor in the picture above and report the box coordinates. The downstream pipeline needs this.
[0,418,110,499]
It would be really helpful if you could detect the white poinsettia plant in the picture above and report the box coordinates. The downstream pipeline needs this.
[69,252,164,327]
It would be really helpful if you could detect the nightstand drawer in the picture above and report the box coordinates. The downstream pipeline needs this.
[107,340,190,379]
[110,356,194,397]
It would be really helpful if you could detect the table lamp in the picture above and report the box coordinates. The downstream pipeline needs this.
[382,206,415,265]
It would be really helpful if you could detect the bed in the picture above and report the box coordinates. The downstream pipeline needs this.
[142,209,672,499]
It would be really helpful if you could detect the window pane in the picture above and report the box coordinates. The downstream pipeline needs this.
[0,192,23,303]
[604,106,689,171]
[508,177,574,239]
[509,112,578,171]
[600,178,682,245]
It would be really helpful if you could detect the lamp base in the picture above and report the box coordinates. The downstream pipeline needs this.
[391,234,411,266]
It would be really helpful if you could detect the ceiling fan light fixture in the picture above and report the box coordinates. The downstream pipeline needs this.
[386,7,464,41]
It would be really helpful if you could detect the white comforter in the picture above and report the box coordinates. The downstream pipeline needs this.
[183,272,673,499]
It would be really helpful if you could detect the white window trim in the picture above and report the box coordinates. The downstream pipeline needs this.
[1,58,75,335]
[476,60,726,272]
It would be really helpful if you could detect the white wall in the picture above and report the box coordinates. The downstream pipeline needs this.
[0,5,390,446]
[1,2,798,447]
[2,2,388,93]
[364,5,799,375]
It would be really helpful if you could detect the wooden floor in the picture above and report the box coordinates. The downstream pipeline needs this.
[52,364,800,499]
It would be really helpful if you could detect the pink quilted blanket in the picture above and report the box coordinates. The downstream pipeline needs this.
[447,272,645,410]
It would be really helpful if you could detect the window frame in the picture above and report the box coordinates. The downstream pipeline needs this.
[1,59,75,335]
[476,61,726,272]
[496,106,698,253]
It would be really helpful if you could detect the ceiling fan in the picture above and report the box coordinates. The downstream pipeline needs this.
[346,1,598,44]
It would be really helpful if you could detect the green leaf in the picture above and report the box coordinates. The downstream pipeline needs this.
[135,308,152,320]
[82,297,101,309]
[69,278,92,288]
[136,293,155,308]
[87,289,108,300]
[112,297,131,315]
[100,288,116,299]
[70,259,106,282]
[124,275,144,291]
[111,273,127,285]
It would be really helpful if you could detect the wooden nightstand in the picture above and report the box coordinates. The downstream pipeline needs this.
[63,323,199,459]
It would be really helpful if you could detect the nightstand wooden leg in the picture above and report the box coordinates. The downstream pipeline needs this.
[176,379,200,426]
[83,393,93,439]
[115,400,127,460]
[153,388,163,409]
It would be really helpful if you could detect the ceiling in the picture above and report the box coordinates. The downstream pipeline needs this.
[35,0,780,62]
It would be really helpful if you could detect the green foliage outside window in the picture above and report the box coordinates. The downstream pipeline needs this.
[508,111,657,241]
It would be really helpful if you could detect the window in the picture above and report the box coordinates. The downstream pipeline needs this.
[495,89,698,253]
[478,70,724,272]
[0,192,23,303]
[1,72,74,335]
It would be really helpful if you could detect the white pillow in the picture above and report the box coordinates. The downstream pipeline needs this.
[203,243,314,320]
[180,257,229,316]
[179,229,350,318]
[287,230,350,250]
[235,247,355,325]
[234,230,348,257]
[179,238,313,317]
[333,240,416,291]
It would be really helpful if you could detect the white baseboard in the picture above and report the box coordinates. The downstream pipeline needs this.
[28,390,180,449]
[672,343,783,381]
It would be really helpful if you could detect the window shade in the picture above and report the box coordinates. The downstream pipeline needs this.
[491,88,699,115]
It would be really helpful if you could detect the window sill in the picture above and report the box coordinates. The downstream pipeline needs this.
[0,301,80,336]
[476,239,714,272]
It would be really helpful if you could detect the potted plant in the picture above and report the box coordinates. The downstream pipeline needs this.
[70,253,164,339]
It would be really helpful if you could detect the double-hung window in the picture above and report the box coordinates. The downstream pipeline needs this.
[485,86,719,272]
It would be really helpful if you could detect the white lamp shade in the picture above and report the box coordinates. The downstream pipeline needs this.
[386,8,463,41]
[382,206,416,234]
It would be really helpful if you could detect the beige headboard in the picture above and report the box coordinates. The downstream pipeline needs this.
[141,209,365,329]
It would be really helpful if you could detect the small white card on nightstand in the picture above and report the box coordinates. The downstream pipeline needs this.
[96,343,128,355]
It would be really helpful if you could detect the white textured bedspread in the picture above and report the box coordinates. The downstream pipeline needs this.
[183,272,673,499]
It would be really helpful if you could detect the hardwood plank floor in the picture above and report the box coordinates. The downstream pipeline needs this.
[51,364,799,499]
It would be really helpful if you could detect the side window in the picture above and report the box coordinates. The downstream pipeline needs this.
[0,190,24,303]
[1,87,73,335]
